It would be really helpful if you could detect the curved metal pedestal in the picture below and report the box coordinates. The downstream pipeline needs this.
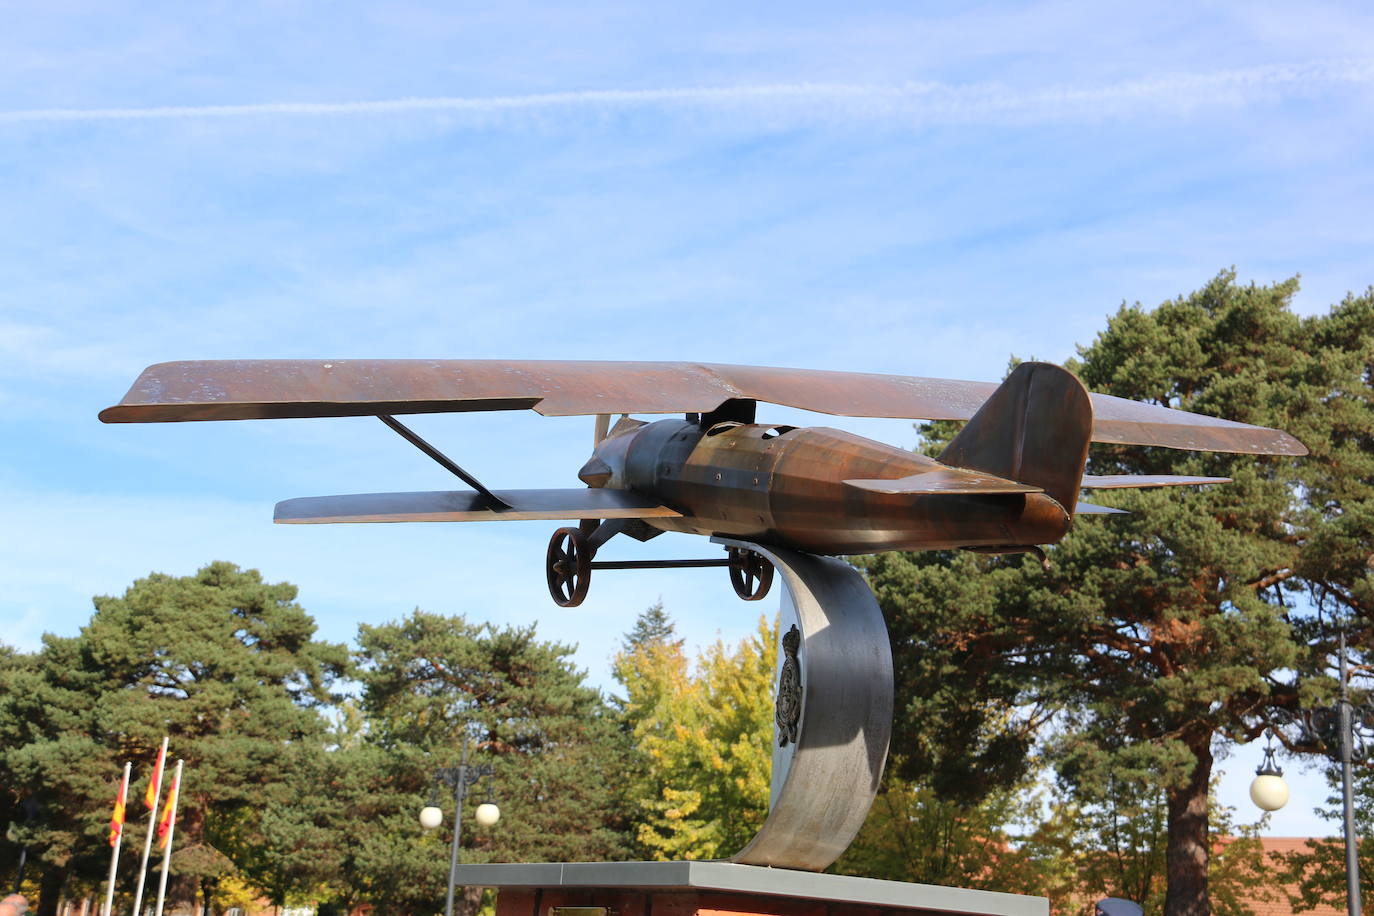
[713,538,894,872]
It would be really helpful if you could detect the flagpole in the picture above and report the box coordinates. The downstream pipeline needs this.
[103,762,132,916]
[131,737,168,916]
[151,760,183,916]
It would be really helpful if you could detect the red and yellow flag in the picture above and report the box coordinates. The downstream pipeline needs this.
[145,741,167,809]
[156,767,180,849]
[108,767,129,848]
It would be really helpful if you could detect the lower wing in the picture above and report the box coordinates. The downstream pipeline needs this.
[274,488,680,524]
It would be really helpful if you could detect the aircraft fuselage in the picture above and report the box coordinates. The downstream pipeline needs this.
[591,419,1071,555]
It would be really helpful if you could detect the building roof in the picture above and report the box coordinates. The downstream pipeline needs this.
[1221,837,1343,916]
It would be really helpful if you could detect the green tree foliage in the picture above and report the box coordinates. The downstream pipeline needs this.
[832,765,1278,912]
[0,562,349,916]
[870,273,1373,916]
[1,574,637,916]
[832,773,1069,897]
[235,604,644,916]
[1066,775,1169,909]
[350,610,633,914]
[232,741,441,916]
[1207,822,1279,916]
[620,601,679,653]
[613,611,775,860]
[1279,764,1374,912]
[615,606,1073,894]
[1031,778,1276,916]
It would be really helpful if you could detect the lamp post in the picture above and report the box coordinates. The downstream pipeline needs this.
[10,797,41,896]
[419,733,499,916]
[1252,631,1373,916]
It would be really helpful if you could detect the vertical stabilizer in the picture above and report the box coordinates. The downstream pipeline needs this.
[937,362,1092,514]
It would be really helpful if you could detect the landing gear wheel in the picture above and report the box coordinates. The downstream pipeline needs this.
[728,547,774,601]
[547,527,592,607]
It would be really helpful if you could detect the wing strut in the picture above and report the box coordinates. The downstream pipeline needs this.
[377,414,512,510]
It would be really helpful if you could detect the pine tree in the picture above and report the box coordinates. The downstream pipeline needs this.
[621,601,680,653]
[0,562,348,916]
[353,610,634,915]
[870,274,1373,916]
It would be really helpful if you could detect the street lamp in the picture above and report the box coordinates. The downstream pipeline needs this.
[419,733,500,916]
[1249,733,1290,812]
[1253,631,1372,916]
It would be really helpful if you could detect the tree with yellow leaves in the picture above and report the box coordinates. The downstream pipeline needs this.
[613,606,775,860]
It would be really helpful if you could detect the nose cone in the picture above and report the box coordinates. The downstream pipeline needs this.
[578,455,613,488]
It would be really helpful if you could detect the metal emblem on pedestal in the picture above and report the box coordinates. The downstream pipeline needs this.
[775,625,802,747]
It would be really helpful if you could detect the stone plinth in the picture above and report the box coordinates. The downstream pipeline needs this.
[453,861,1046,916]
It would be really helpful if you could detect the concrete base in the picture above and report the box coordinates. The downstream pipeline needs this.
[454,861,1047,916]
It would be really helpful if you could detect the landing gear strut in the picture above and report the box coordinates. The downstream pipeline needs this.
[544,525,775,606]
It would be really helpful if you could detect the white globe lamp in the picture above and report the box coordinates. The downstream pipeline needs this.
[1249,740,1289,812]
[419,805,444,829]
[474,802,501,827]
[1250,771,1289,811]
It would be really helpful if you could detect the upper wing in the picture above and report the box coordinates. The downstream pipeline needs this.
[100,359,1307,456]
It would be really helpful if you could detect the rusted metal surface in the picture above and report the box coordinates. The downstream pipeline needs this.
[273,488,680,523]
[255,361,1292,559]
[610,419,1071,555]
[100,359,1307,456]
[938,361,1093,517]
[843,469,1042,495]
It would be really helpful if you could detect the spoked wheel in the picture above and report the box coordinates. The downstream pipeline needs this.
[728,547,774,601]
[546,526,593,607]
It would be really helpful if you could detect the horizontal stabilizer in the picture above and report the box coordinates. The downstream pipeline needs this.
[274,488,681,524]
[1075,502,1130,515]
[99,359,1307,456]
[1081,474,1231,489]
[845,467,1043,496]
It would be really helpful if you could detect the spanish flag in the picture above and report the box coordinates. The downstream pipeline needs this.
[108,767,129,848]
[156,765,180,850]
[145,740,167,810]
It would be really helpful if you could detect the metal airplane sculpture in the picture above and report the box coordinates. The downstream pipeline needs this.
[101,359,1306,607]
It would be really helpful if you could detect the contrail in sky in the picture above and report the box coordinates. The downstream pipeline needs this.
[1,59,1370,126]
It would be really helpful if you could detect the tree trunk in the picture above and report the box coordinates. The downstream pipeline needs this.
[1164,738,1213,916]
[36,868,65,916]
[455,885,485,916]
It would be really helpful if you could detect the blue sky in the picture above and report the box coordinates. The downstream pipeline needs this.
[4,0,1373,838]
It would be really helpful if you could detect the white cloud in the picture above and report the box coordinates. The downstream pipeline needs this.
[2,60,1370,127]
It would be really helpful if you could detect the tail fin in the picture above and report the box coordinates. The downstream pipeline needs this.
[937,362,1092,514]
